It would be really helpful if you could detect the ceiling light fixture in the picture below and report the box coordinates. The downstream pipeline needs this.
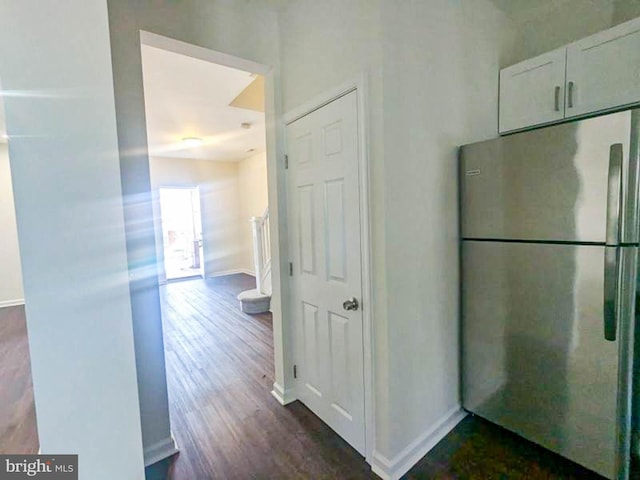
[182,136,204,147]
[241,122,251,130]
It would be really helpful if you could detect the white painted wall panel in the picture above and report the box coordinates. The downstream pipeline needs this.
[237,152,269,274]
[105,0,283,458]
[380,0,514,459]
[0,1,145,478]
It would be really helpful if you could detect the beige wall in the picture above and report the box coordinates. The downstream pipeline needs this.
[0,144,24,306]
[149,156,244,279]
[149,154,268,280]
[238,152,269,274]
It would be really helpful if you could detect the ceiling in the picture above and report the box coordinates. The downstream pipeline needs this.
[1,0,582,152]
[141,44,266,161]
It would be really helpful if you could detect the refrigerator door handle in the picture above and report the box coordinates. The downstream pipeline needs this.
[606,143,623,246]
[604,144,624,342]
[603,246,619,341]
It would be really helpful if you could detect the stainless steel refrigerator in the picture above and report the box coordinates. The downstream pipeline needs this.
[460,109,640,479]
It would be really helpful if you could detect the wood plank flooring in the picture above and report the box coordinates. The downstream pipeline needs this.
[146,274,604,480]
[146,274,375,479]
[406,415,602,480]
[0,304,38,454]
[0,277,607,479]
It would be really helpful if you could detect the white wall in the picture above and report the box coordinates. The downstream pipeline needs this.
[0,1,145,479]
[0,144,24,306]
[104,0,286,463]
[0,0,567,477]
[149,156,245,279]
[279,0,515,474]
[1,1,284,471]
[278,0,392,454]
[380,0,514,465]
[238,152,269,274]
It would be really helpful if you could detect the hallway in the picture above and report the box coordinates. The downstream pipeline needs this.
[147,274,601,480]
[147,274,375,479]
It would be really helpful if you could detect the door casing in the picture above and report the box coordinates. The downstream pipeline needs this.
[284,76,375,463]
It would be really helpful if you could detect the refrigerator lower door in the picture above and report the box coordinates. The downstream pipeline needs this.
[462,241,624,478]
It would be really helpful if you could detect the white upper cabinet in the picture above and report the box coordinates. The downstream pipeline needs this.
[499,48,566,133]
[566,19,640,119]
[499,17,640,134]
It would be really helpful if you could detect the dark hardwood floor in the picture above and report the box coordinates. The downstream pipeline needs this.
[0,304,38,454]
[0,278,606,479]
[406,415,602,479]
[147,273,603,480]
[147,274,375,480]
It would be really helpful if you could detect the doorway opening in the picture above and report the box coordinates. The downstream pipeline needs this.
[140,32,282,478]
[0,94,38,454]
[158,186,204,281]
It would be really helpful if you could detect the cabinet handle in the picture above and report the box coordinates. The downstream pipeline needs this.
[554,86,561,111]
[567,81,575,108]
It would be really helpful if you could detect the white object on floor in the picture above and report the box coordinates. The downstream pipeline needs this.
[237,288,271,314]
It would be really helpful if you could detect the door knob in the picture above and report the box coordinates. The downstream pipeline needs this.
[343,297,359,311]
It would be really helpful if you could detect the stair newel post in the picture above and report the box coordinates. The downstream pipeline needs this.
[251,216,264,294]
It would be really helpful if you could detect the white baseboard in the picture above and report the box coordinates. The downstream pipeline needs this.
[144,433,179,467]
[0,298,25,308]
[371,406,467,480]
[208,269,255,278]
[271,382,296,406]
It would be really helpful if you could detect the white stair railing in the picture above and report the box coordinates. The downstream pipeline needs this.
[250,207,271,295]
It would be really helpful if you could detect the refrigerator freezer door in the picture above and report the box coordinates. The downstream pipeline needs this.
[460,110,635,243]
[462,241,620,478]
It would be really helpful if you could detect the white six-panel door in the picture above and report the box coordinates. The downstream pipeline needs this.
[286,90,366,455]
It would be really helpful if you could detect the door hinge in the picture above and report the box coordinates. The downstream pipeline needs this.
[285,154,289,170]
[289,262,293,276]
[293,364,298,379]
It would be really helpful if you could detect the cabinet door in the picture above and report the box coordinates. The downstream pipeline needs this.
[566,17,640,119]
[499,48,566,133]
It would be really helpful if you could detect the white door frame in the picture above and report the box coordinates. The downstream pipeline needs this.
[139,31,375,465]
[284,76,375,463]
[139,30,294,420]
